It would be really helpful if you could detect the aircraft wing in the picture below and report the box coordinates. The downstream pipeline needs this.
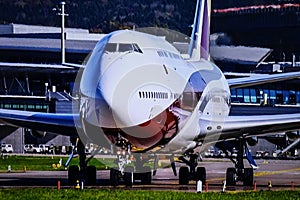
[223,71,300,142]
[62,62,85,68]
[201,113,300,140]
[227,71,300,88]
[0,109,79,137]
[0,62,75,69]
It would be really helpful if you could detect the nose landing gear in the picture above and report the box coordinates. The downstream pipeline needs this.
[178,153,206,185]
[67,139,98,186]
[109,153,153,187]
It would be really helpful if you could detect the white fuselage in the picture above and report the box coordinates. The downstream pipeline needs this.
[79,30,231,154]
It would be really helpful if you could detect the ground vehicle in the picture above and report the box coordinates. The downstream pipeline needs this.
[1,144,13,153]
[24,144,42,154]
[38,144,49,153]
[256,151,270,158]
[23,144,50,154]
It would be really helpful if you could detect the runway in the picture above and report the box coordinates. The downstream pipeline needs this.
[0,159,299,191]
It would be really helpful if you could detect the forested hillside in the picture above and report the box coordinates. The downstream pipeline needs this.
[0,0,197,34]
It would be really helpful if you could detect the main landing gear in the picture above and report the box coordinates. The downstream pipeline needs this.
[67,139,98,186]
[109,153,152,187]
[178,152,206,185]
[225,139,254,186]
[66,137,153,187]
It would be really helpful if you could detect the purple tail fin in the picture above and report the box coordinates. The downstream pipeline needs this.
[188,0,211,61]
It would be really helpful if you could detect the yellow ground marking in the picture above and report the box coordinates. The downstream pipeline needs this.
[205,167,300,183]
[206,177,225,183]
[254,167,300,177]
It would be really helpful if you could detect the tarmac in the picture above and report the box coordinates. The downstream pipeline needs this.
[0,158,299,192]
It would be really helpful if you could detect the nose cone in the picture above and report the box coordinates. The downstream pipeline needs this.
[80,30,188,128]
[101,63,176,127]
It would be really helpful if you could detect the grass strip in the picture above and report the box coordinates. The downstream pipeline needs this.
[0,188,299,200]
[0,155,112,171]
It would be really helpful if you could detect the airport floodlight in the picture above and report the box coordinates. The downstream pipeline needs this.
[53,2,69,64]
[45,82,48,96]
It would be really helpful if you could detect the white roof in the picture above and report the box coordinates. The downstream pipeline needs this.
[0,23,88,34]
[210,45,271,63]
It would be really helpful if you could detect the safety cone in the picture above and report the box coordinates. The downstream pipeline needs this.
[291,181,295,190]
[268,180,272,190]
[196,180,202,193]
[7,165,11,173]
[75,180,80,189]
[205,181,208,192]
[57,180,61,190]
[80,180,84,190]
[222,180,226,193]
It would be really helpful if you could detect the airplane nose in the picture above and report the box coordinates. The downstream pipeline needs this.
[78,30,204,150]
[100,62,175,128]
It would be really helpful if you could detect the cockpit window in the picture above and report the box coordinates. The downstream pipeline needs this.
[133,43,143,53]
[105,43,117,52]
[104,43,143,53]
[119,44,133,52]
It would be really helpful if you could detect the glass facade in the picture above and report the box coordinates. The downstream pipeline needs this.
[230,86,300,106]
[0,97,51,112]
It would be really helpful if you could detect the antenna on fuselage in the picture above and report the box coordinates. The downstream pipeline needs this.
[188,0,211,61]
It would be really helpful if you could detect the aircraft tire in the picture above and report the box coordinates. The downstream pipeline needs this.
[179,166,189,185]
[226,167,236,186]
[124,166,134,187]
[196,167,206,183]
[110,168,120,186]
[141,166,152,185]
[243,168,254,186]
[68,165,79,185]
[86,165,97,185]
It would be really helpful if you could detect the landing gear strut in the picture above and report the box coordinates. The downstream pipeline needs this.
[109,153,152,186]
[110,153,132,186]
[178,152,206,185]
[67,139,97,186]
[225,139,254,186]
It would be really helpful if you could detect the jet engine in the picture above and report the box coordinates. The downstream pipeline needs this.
[26,129,47,138]
[246,136,258,146]
[286,131,300,142]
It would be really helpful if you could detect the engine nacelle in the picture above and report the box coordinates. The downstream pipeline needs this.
[26,129,47,138]
[286,131,300,142]
[246,136,258,146]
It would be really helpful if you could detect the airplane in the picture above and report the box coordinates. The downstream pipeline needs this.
[0,0,300,187]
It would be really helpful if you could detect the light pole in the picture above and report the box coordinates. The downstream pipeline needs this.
[53,2,68,64]
[45,82,48,95]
